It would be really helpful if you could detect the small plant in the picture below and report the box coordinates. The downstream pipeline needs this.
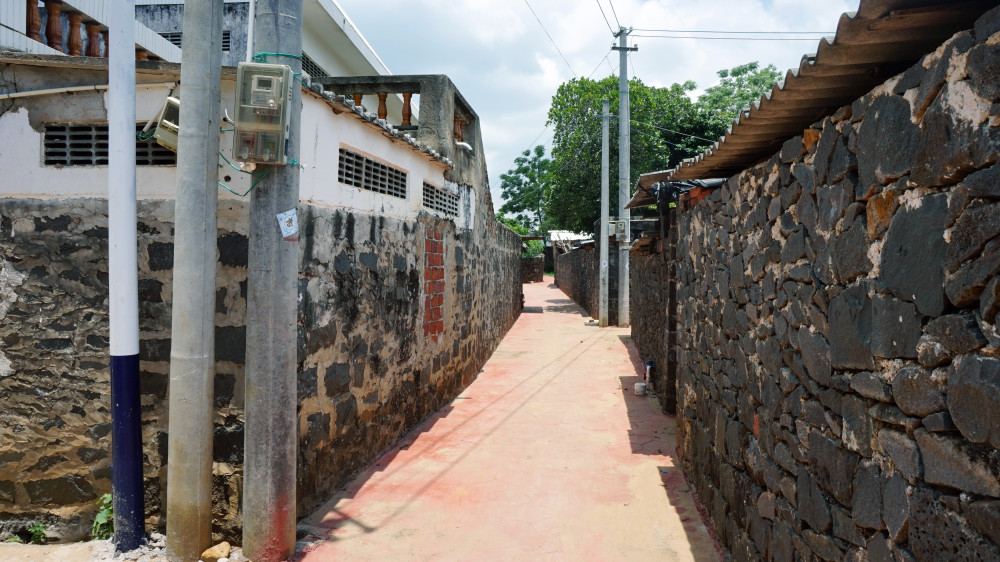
[4,536,23,543]
[92,493,113,540]
[27,521,47,545]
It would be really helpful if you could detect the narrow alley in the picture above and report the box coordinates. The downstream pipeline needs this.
[293,281,721,561]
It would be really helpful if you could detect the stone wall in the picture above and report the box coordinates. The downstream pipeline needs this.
[629,251,673,412]
[521,256,543,283]
[636,13,1000,561]
[554,242,618,324]
[0,195,521,542]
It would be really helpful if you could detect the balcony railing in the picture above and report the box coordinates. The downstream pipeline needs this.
[26,0,152,60]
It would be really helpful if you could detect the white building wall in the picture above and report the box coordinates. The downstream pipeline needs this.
[0,83,464,226]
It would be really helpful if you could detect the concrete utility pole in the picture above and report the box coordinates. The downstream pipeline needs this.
[243,2,303,560]
[107,0,144,552]
[599,99,610,327]
[165,1,224,560]
[614,27,636,327]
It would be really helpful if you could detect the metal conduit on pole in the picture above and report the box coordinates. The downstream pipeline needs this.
[165,1,224,560]
[615,27,636,327]
[599,99,610,328]
[243,1,303,560]
[107,0,144,552]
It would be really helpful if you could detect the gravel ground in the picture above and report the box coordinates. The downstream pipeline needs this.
[0,534,247,562]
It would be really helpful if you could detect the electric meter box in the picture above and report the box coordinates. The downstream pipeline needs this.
[153,96,180,152]
[233,62,293,164]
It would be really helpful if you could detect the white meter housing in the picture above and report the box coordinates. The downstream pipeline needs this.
[152,96,180,152]
[233,62,293,164]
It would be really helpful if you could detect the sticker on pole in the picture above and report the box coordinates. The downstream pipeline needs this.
[276,208,298,241]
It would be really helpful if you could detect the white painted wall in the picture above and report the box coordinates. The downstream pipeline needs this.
[0,82,468,227]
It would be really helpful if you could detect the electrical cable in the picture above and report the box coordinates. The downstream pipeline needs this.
[522,0,578,77]
[623,118,715,143]
[632,28,833,34]
[218,163,272,197]
[594,0,616,36]
[632,34,828,41]
[606,0,621,30]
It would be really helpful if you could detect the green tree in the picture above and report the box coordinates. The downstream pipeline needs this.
[498,145,551,230]
[542,62,782,232]
[496,214,544,258]
[697,62,782,137]
[544,76,703,233]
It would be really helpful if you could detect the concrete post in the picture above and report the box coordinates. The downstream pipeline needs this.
[243,1,303,560]
[599,99,610,327]
[615,28,635,327]
[165,1,224,561]
[107,0,144,552]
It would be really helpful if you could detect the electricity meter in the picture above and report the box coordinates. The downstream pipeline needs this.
[152,95,180,152]
[233,61,293,164]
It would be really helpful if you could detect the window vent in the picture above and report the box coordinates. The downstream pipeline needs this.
[338,148,407,199]
[157,30,230,51]
[158,31,182,48]
[43,124,177,166]
[300,53,329,79]
[423,182,459,216]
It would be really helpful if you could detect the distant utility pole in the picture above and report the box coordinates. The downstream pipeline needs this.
[243,1,303,560]
[614,27,636,327]
[165,1,224,560]
[599,99,610,327]
[107,0,144,552]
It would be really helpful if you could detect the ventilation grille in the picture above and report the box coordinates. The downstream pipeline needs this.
[423,182,459,216]
[338,148,407,199]
[301,53,329,79]
[158,31,182,48]
[43,124,177,166]
[157,30,230,51]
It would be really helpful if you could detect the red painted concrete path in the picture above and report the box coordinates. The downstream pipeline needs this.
[295,280,721,561]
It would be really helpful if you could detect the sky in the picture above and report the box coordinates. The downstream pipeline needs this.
[335,0,857,206]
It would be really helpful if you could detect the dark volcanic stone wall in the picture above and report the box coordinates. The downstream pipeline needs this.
[554,244,618,324]
[0,195,521,541]
[630,252,672,411]
[652,15,1000,561]
[521,256,544,283]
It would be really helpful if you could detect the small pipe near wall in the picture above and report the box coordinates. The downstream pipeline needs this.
[107,0,144,553]
[0,82,174,100]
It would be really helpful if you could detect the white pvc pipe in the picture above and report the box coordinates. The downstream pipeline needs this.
[0,82,175,100]
[109,0,138,359]
[246,0,256,62]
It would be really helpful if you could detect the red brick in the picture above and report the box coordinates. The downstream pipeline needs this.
[432,294,444,307]
[428,253,443,267]
[429,308,442,322]
[425,238,435,252]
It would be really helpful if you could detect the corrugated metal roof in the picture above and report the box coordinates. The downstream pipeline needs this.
[654,0,998,183]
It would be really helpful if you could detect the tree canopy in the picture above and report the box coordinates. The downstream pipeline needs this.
[498,144,550,231]
[495,62,782,233]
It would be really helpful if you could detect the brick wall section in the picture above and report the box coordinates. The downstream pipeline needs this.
[629,11,1000,560]
[424,230,445,342]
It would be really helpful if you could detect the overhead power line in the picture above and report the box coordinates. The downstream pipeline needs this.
[633,34,829,41]
[628,119,715,143]
[607,0,621,30]
[523,0,578,77]
[632,28,834,34]
[594,0,615,35]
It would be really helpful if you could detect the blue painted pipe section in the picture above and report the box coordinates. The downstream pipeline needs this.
[111,353,145,552]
